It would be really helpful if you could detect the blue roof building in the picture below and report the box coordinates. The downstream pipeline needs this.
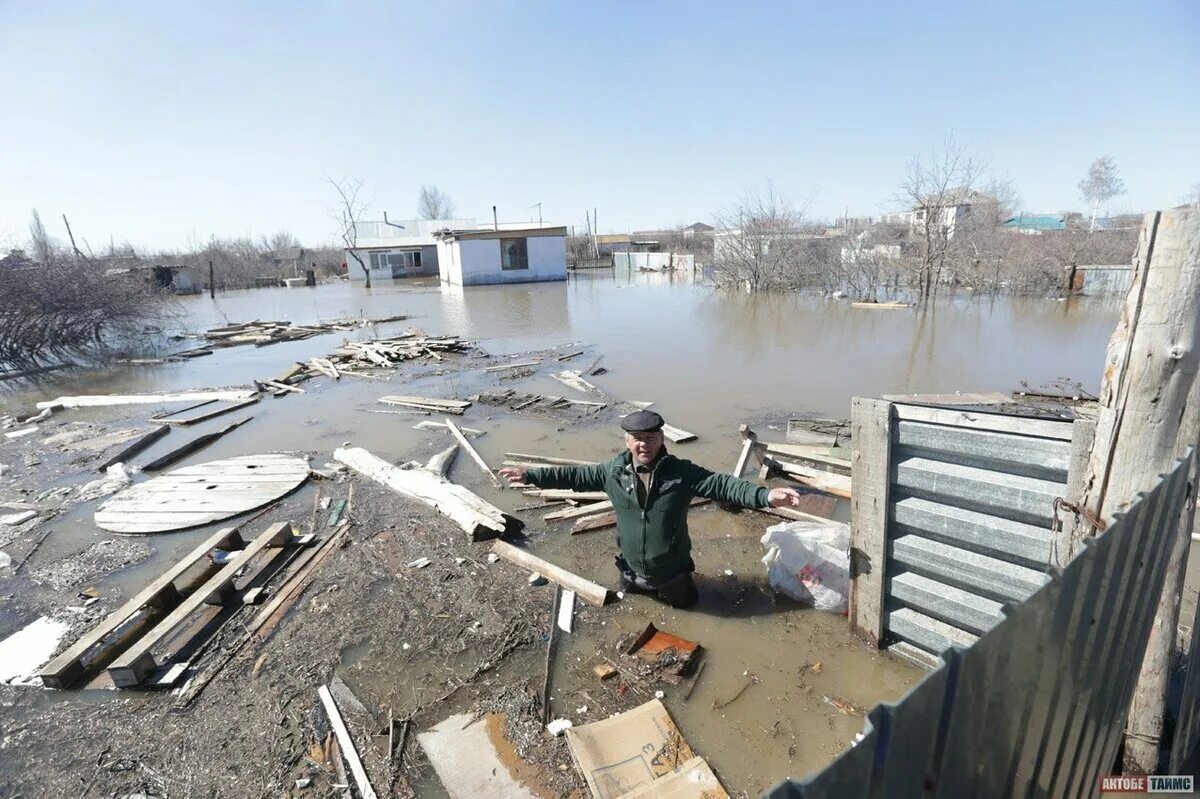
[1004,214,1067,232]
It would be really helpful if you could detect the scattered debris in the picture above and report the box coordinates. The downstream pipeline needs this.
[407,557,432,569]
[593,663,618,681]
[141,416,256,472]
[473,388,606,417]
[319,684,380,799]
[824,695,866,716]
[551,370,602,394]
[379,395,471,414]
[419,712,554,798]
[528,572,548,587]
[557,589,576,633]
[75,463,133,502]
[0,509,37,526]
[712,673,759,711]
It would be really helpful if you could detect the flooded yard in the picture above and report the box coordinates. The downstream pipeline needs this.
[0,267,1124,797]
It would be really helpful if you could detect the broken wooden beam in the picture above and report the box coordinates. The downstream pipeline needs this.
[571,511,616,534]
[96,426,171,472]
[490,540,610,606]
[378,396,470,414]
[545,500,615,523]
[250,521,351,642]
[484,359,540,373]
[141,417,254,472]
[38,526,243,689]
[334,447,513,541]
[444,418,501,488]
[424,444,459,478]
[504,452,599,466]
[763,456,852,499]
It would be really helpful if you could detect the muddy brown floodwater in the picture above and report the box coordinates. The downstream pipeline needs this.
[1,267,1127,796]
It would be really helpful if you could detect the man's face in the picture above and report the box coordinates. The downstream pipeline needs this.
[625,431,664,465]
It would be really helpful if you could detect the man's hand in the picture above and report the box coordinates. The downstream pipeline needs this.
[767,487,805,508]
[498,466,528,486]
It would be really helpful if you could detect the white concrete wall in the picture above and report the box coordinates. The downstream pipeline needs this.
[438,235,567,286]
[613,252,694,270]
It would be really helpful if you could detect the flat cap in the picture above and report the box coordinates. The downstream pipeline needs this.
[621,410,665,433]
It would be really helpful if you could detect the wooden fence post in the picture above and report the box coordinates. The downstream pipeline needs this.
[1067,206,1200,773]
[849,397,893,645]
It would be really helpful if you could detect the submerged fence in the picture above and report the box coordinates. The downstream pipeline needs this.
[767,453,1193,798]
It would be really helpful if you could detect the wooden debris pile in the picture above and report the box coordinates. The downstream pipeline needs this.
[254,332,473,397]
[472,388,606,417]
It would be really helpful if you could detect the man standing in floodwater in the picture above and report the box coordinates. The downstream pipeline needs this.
[498,410,806,609]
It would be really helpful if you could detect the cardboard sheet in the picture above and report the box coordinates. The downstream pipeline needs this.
[616,756,728,799]
[566,699,724,799]
[418,712,552,799]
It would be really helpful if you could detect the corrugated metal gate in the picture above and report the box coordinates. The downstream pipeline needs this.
[766,453,1192,798]
[849,399,1095,665]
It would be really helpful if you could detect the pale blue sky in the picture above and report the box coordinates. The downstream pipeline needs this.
[1,1,1197,251]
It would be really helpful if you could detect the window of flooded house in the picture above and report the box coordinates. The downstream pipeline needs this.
[500,237,529,270]
[369,250,423,277]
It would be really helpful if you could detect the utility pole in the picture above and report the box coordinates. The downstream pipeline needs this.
[1065,206,1200,773]
[208,260,215,299]
[529,202,543,227]
[61,214,86,261]
[592,207,600,259]
[493,206,499,231]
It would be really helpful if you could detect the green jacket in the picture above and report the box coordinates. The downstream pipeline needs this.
[527,450,770,582]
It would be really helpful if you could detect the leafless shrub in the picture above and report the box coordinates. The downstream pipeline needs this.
[710,183,827,291]
[328,176,371,287]
[417,185,456,220]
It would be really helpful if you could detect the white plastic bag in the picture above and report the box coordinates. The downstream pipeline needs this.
[760,520,851,613]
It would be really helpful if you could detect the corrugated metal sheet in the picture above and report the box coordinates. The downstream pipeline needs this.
[1078,265,1134,296]
[765,455,1191,798]
[885,411,1074,661]
[1170,590,1200,772]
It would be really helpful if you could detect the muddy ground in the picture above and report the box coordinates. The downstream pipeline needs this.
[0,322,924,798]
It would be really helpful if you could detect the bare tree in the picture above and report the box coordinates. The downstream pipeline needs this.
[1182,183,1200,205]
[1078,156,1126,232]
[28,209,57,265]
[417,185,455,220]
[328,176,371,288]
[710,183,816,291]
[897,136,985,299]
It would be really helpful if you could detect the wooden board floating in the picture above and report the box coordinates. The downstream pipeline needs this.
[490,540,610,606]
[94,454,310,534]
[150,397,260,426]
[141,417,254,471]
[335,447,512,541]
[379,396,471,414]
[37,389,257,410]
[662,423,697,444]
[851,301,910,309]
[97,426,171,472]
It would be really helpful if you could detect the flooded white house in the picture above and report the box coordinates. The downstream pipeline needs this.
[344,217,476,282]
[435,225,567,286]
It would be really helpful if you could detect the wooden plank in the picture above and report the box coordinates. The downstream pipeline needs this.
[892,403,1073,441]
[334,447,509,541]
[504,452,599,466]
[379,395,470,408]
[378,398,466,414]
[97,426,171,472]
[764,457,853,499]
[762,443,852,475]
[732,425,759,479]
[150,399,217,420]
[107,523,297,686]
[881,391,1012,406]
[661,424,697,444]
[319,685,380,799]
[491,540,610,606]
[849,397,892,646]
[250,521,351,641]
[445,418,501,488]
[38,526,243,688]
[141,418,254,471]
[483,359,540,372]
[852,301,909,309]
[545,500,615,522]
[152,397,261,426]
[527,490,609,501]
[572,511,616,534]
[38,390,257,409]
[1056,418,1097,565]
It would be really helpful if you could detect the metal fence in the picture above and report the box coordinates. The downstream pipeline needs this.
[612,252,695,271]
[1171,590,1200,773]
[849,400,1095,665]
[766,453,1192,798]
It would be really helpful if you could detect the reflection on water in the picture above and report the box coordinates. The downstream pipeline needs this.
[4,269,1120,425]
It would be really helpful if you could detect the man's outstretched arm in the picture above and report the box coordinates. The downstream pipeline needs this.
[498,461,608,492]
[690,465,806,508]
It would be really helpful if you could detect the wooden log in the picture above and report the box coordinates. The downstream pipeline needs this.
[149,399,217,420]
[424,445,459,478]
[142,417,254,471]
[1067,207,1200,772]
[491,540,610,606]
[526,490,609,501]
[662,424,697,444]
[319,685,380,799]
[38,526,243,688]
[444,418,501,487]
[38,390,256,409]
[151,396,261,426]
[571,511,616,534]
[504,452,599,466]
[334,447,511,541]
[107,523,297,686]
[97,426,171,472]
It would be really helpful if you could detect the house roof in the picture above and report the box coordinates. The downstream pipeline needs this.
[685,222,714,232]
[1004,215,1066,231]
[434,226,568,242]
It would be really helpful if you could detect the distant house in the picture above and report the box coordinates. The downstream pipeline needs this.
[682,222,714,237]
[1004,215,1067,233]
[106,264,200,294]
[345,218,476,282]
[435,226,568,286]
[911,188,990,239]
